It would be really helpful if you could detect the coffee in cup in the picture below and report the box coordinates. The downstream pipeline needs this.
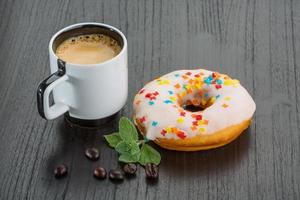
[55,34,121,65]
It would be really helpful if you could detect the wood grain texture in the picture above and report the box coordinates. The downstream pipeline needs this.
[0,0,299,199]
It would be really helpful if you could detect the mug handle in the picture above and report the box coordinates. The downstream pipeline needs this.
[37,59,70,120]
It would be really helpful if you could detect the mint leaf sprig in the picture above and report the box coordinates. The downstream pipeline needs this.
[104,117,161,166]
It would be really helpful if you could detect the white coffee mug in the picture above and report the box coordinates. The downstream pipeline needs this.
[37,22,128,124]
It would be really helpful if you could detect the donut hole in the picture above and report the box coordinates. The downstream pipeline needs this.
[181,97,214,112]
[182,104,205,112]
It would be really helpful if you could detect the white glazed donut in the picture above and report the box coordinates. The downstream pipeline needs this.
[133,69,256,151]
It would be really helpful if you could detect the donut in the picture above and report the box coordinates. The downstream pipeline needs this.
[133,69,256,151]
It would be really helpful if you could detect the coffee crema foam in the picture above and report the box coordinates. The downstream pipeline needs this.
[55,34,121,65]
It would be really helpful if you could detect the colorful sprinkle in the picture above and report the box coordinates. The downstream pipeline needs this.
[145,92,159,101]
[182,75,189,79]
[174,83,181,89]
[177,131,186,139]
[192,121,198,126]
[149,96,156,100]
[161,129,167,136]
[152,121,158,127]
[171,127,178,132]
[216,94,221,99]
[185,71,192,76]
[179,91,187,98]
[222,103,229,108]
[166,127,172,133]
[139,89,145,94]
[157,79,170,85]
[224,79,239,86]
[183,84,191,90]
[145,93,152,98]
[216,79,223,84]
[168,90,174,95]
[225,96,231,101]
[204,78,211,85]
[148,101,155,105]
[192,114,202,120]
[164,100,173,104]
[169,96,177,102]
[194,83,202,89]
[177,117,184,123]
[224,80,231,85]
[139,116,146,123]
[199,127,206,133]
[191,126,197,131]
[208,97,216,104]
[198,120,205,125]
[135,100,141,105]
[180,111,186,117]
[174,74,180,77]
[215,84,222,89]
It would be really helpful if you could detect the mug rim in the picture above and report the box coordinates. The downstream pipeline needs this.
[49,22,127,68]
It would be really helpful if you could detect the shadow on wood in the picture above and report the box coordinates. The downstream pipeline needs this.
[44,113,120,183]
[158,129,251,178]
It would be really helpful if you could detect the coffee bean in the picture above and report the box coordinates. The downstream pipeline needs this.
[123,163,137,175]
[85,148,100,161]
[94,166,107,179]
[54,164,68,179]
[109,169,124,181]
[145,163,159,179]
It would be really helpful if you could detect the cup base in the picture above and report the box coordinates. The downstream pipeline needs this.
[64,112,119,129]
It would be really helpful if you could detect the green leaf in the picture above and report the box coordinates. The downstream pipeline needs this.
[115,141,131,154]
[115,141,140,155]
[103,117,160,165]
[119,152,141,163]
[139,144,161,166]
[119,117,138,141]
[129,142,140,155]
[104,133,122,148]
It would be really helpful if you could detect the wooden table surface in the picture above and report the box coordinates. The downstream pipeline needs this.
[0,0,299,199]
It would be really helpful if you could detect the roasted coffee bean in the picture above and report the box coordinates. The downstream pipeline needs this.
[109,169,124,181]
[94,166,107,179]
[54,164,68,179]
[145,163,159,179]
[123,163,137,175]
[85,147,100,161]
